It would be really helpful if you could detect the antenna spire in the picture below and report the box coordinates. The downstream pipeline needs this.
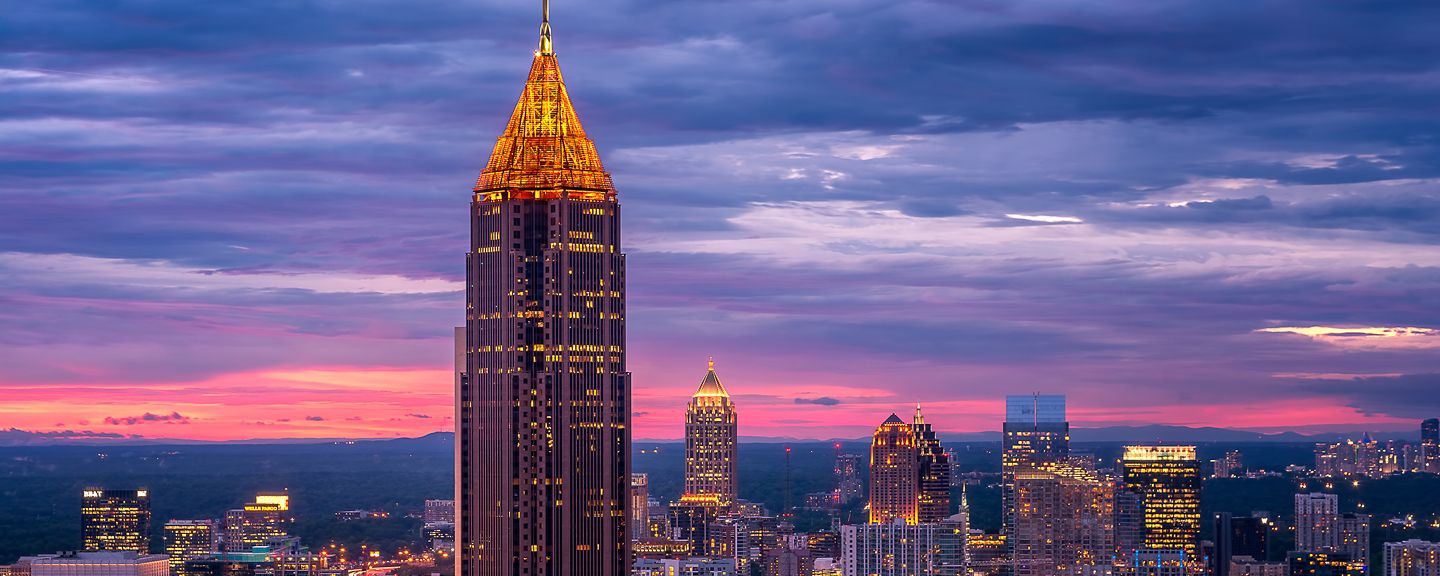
[538,0,553,55]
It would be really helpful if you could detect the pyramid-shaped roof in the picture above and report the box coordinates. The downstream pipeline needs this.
[474,52,615,197]
[882,413,905,425]
[693,359,729,398]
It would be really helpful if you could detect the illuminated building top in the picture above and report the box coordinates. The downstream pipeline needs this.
[1124,445,1198,461]
[692,358,731,399]
[685,358,738,505]
[473,2,615,202]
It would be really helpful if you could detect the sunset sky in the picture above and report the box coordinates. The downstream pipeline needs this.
[2,0,1438,442]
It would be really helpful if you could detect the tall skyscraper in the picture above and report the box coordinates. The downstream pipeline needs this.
[1010,462,1116,576]
[631,473,650,541]
[1337,513,1372,572]
[80,489,151,553]
[223,493,289,552]
[163,520,217,576]
[425,499,456,525]
[685,359,738,505]
[1214,513,1271,576]
[913,405,952,523]
[870,414,919,524]
[1422,419,1439,473]
[834,454,864,504]
[1002,395,1069,541]
[1120,445,1201,557]
[457,2,630,575]
[1296,493,1341,552]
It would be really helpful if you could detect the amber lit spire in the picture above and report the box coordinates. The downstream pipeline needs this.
[538,0,553,55]
[694,357,729,398]
[474,0,614,200]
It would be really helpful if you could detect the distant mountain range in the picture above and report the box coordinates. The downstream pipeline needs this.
[0,426,1421,448]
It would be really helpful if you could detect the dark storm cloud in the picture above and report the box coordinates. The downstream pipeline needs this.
[1293,374,1440,419]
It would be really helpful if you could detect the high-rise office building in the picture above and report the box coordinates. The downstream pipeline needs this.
[164,520,218,576]
[841,518,966,576]
[1384,540,1440,576]
[1120,446,1201,557]
[1002,395,1069,541]
[1214,513,1271,576]
[631,473,650,540]
[1115,488,1146,560]
[1336,514,1372,572]
[870,414,919,524]
[913,405,952,522]
[81,489,151,553]
[457,3,631,576]
[31,553,168,576]
[835,454,864,504]
[1422,419,1439,473]
[763,545,814,576]
[1010,462,1116,576]
[223,494,289,552]
[424,500,455,525]
[685,359,738,505]
[1296,493,1341,552]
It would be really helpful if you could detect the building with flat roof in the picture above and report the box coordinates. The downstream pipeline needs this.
[81,489,151,554]
[31,552,168,576]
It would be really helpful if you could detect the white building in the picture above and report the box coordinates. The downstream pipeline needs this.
[840,517,966,576]
[31,552,168,576]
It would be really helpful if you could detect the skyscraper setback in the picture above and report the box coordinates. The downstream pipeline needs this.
[457,2,630,575]
[913,405,952,523]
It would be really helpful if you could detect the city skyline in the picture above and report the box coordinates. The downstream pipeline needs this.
[3,0,1440,442]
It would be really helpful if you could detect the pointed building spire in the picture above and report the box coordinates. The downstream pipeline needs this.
[538,0,554,55]
[694,357,729,398]
[914,403,925,425]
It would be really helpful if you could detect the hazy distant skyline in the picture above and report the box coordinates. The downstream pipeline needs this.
[2,0,1438,441]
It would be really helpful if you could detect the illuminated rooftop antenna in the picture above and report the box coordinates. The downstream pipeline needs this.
[538,0,554,55]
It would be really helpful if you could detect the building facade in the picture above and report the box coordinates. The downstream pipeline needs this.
[685,360,738,505]
[457,5,631,576]
[840,519,966,576]
[165,520,218,576]
[1297,493,1341,552]
[223,496,288,553]
[1213,513,1271,576]
[31,553,168,576]
[870,414,919,524]
[913,406,952,523]
[1010,463,1116,576]
[1290,552,1365,576]
[1120,446,1201,557]
[1002,395,1070,542]
[835,454,864,504]
[424,500,455,525]
[1384,540,1440,576]
[631,473,650,540]
[81,489,151,554]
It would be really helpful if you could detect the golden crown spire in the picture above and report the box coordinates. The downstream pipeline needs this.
[539,0,553,55]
